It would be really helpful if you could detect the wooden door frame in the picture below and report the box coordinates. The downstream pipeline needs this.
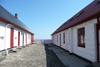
[96,17,100,62]
[18,32,20,47]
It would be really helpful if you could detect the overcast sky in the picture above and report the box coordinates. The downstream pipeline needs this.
[0,0,93,39]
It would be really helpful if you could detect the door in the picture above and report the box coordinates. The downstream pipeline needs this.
[31,35,33,43]
[60,34,61,46]
[10,28,14,48]
[97,24,100,62]
[18,32,20,47]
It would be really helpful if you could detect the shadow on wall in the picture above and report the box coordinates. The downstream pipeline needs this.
[34,39,52,44]
[44,44,66,67]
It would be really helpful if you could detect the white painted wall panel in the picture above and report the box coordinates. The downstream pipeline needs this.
[14,28,18,47]
[72,19,97,62]
[52,18,97,62]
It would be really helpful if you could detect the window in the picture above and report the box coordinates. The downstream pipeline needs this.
[57,35,58,42]
[99,17,100,22]
[78,27,85,47]
[63,33,65,44]
[75,11,84,18]
[97,0,100,4]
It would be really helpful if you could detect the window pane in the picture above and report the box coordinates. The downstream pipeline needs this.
[99,17,100,22]
[81,35,83,44]
[78,27,85,47]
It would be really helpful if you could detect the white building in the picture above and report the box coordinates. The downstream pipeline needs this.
[52,0,100,62]
[0,6,34,52]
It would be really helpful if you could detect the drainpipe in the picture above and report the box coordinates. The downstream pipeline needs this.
[5,24,10,56]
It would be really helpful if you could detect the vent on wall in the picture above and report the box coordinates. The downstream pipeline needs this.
[97,0,100,4]
[75,11,84,18]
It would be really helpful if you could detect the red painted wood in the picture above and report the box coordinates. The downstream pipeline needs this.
[96,17,100,62]
[18,32,20,47]
[31,35,33,43]
[10,28,14,48]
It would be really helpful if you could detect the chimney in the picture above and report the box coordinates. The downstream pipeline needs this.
[15,13,18,19]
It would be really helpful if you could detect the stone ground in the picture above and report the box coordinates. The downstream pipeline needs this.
[0,44,65,67]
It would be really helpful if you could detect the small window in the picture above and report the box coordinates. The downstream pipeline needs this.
[75,11,84,18]
[78,27,85,47]
[69,18,73,22]
[97,0,100,4]
[63,33,65,44]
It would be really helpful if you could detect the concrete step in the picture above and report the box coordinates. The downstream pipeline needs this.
[92,62,100,67]
[10,48,17,53]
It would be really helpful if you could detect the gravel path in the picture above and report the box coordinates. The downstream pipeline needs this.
[0,44,65,67]
[0,44,46,67]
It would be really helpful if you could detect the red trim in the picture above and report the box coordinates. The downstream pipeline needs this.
[18,32,20,47]
[0,17,34,35]
[96,17,100,62]
[10,28,14,48]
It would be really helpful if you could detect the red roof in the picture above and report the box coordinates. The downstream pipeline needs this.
[52,0,100,35]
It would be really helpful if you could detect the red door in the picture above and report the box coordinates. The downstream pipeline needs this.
[10,28,14,48]
[18,32,20,47]
[23,33,24,45]
[31,35,33,43]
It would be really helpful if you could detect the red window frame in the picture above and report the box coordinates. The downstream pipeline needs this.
[63,33,65,44]
[78,27,85,47]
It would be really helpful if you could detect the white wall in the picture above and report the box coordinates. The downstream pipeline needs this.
[0,21,32,51]
[14,28,18,47]
[72,19,97,62]
[52,18,97,62]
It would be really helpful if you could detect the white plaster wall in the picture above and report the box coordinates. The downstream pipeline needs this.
[60,31,67,50]
[0,21,6,50]
[6,25,10,49]
[72,19,97,62]
[52,19,97,62]
[0,21,11,50]
[14,28,18,47]
[24,32,26,45]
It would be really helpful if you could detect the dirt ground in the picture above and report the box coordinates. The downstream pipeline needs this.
[0,44,65,67]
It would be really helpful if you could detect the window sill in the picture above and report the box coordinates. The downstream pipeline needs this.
[78,44,85,48]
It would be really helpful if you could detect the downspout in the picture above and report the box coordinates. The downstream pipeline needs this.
[5,24,9,56]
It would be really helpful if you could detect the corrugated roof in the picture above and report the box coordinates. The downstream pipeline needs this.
[52,0,100,35]
[0,5,34,34]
